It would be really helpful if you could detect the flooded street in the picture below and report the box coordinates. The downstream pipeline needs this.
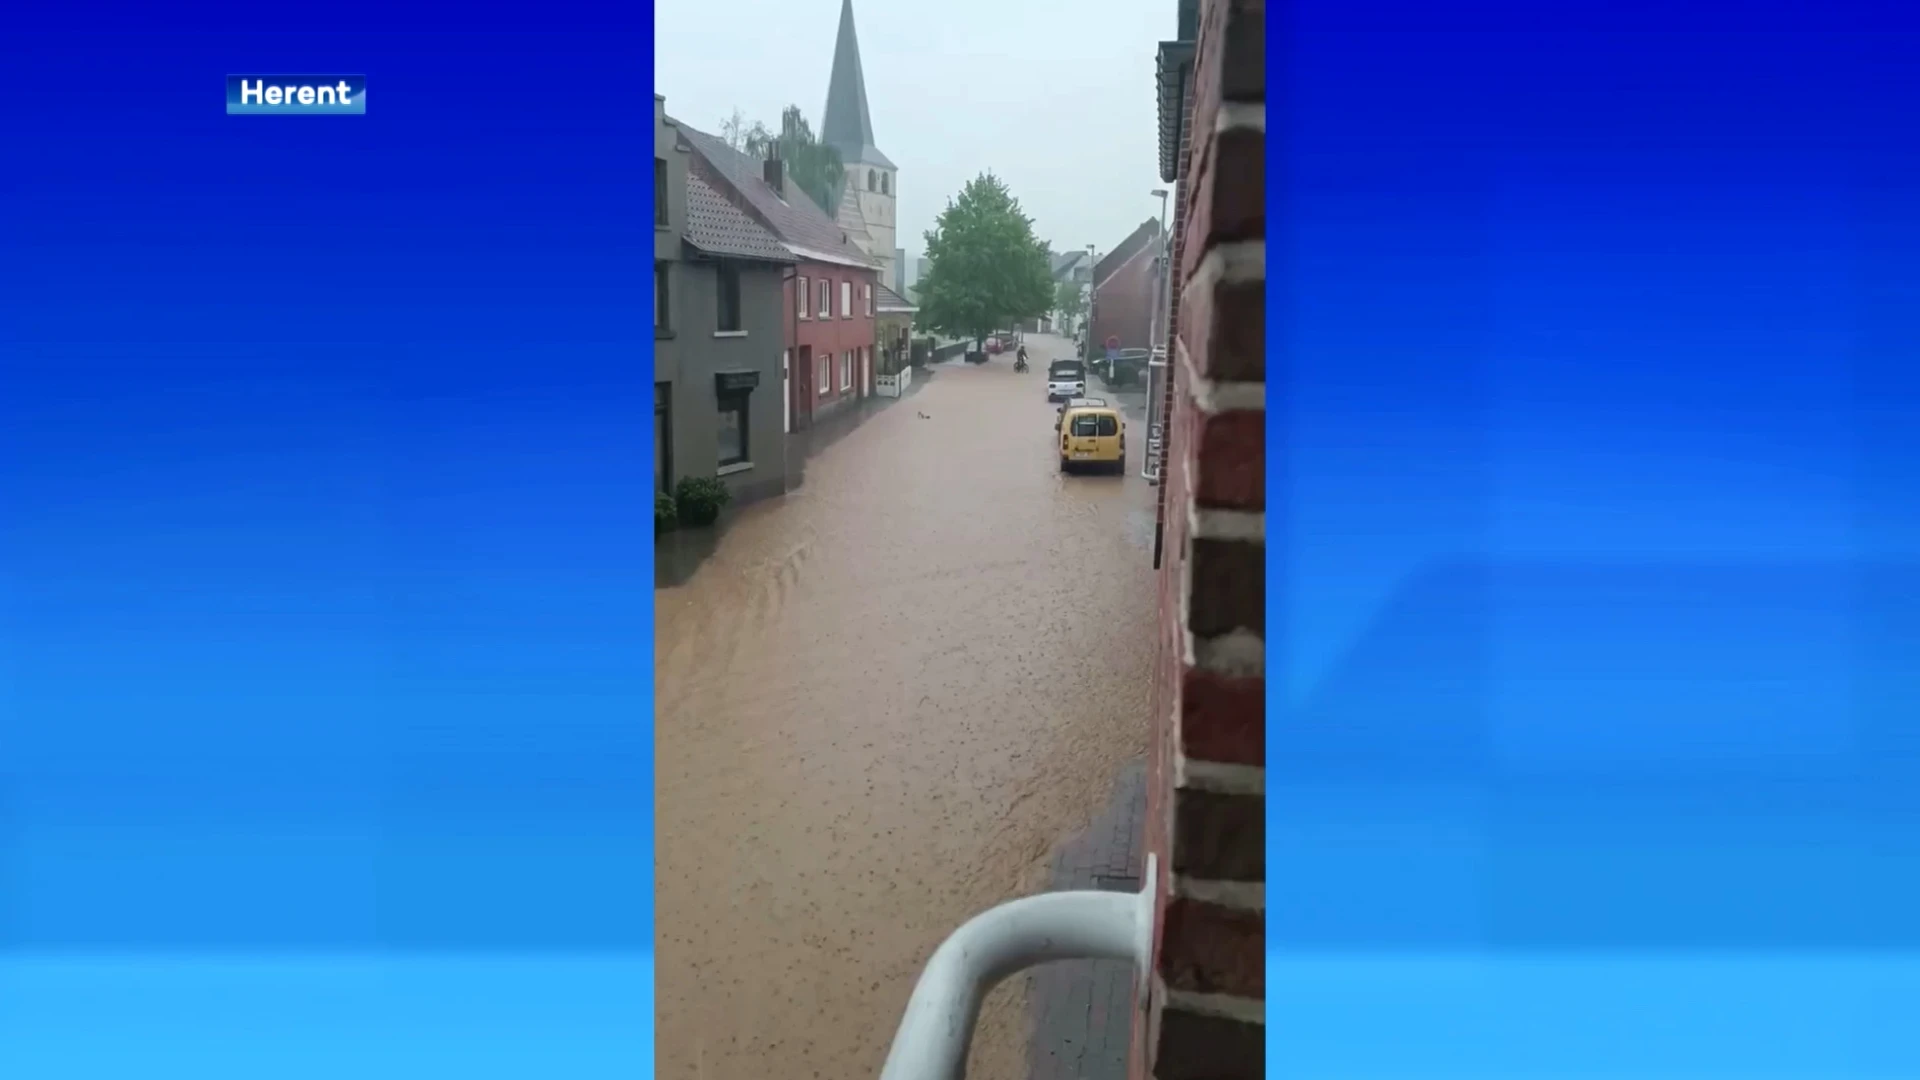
[656,334,1156,1080]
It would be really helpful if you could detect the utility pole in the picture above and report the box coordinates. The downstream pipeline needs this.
[1085,243,1097,359]
[1144,190,1172,483]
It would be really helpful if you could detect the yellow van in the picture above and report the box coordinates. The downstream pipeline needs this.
[1059,404,1125,473]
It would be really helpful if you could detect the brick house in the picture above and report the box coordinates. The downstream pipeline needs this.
[673,122,882,432]
[1136,0,1266,1078]
[1090,218,1165,357]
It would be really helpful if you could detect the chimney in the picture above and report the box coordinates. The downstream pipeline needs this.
[763,154,784,196]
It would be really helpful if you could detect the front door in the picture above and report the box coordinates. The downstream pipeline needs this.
[654,382,672,493]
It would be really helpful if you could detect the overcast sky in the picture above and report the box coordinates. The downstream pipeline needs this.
[655,0,1173,263]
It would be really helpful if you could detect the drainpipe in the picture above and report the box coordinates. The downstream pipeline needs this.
[877,856,1156,1080]
[782,265,801,438]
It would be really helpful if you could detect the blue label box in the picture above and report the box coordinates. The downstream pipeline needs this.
[227,75,366,115]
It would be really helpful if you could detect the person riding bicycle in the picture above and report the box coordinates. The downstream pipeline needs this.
[1016,344,1028,365]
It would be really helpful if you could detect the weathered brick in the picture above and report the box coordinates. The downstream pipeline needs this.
[1219,0,1266,102]
[1189,409,1264,511]
[1171,787,1263,882]
[1204,128,1265,250]
[1179,666,1264,766]
[1153,1004,1263,1080]
[1159,896,1265,997]
[1146,4,1265,1079]
[1188,537,1264,639]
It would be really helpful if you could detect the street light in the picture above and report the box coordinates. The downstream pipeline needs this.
[1144,191,1172,487]
[1085,243,1097,356]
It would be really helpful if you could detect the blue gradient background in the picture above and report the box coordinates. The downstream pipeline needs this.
[1272,2,1920,1076]
[2,15,652,1077]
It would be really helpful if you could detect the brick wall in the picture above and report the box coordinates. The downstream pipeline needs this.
[1092,247,1158,353]
[1137,0,1267,1077]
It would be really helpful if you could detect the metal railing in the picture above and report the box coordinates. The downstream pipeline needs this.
[877,855,1157,1080]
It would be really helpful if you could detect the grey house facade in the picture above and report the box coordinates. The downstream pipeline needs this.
[656,94,794,508]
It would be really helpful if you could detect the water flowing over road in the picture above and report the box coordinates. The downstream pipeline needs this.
[656,335,1155,1080]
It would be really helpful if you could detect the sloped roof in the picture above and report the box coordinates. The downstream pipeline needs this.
[821,0,895,169]
[683,172,795,263]
[673,120,879,271]
[1095,219,1163,287]
[1051,250,1090,278]
[874,282,916,312]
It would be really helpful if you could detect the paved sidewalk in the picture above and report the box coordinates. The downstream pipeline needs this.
[1025,759,1147,1080]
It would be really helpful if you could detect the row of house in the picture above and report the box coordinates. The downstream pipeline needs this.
[653,4,915,509]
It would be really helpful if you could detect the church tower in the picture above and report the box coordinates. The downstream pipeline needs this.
[821,0,895,287]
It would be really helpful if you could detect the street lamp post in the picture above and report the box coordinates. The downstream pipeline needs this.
[1085,243,1097,358]
[1144,189,1172,484]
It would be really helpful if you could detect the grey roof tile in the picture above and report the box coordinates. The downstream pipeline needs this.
[672,119,879,270]
[683,172,795,263]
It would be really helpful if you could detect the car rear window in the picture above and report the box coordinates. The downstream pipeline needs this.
[1096,415,1119,437]
[1050,362,1085,378]
[1070,415,1100,436]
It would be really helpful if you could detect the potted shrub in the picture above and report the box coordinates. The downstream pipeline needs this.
[674,475,731,528]
[655,490,678,533]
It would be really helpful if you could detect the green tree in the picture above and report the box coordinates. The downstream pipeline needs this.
[1054,279,1087,324]
[723,106,845,214]
[915,173,1056,350]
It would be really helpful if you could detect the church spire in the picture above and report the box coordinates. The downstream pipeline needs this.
[821,0,894,169]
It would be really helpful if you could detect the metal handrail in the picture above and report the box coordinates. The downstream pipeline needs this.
[877,854,1157,1080]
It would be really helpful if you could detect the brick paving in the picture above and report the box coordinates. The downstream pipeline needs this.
[1025,759,1147,1080]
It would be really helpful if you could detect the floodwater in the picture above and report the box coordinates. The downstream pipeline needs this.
[655,335,1156,1080]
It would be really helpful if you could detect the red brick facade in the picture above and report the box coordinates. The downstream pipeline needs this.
[1137,0,1266,1077]
[1092,243,1158,354]
[784,259,879,429]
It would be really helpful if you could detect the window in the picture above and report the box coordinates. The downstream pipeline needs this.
[867,169,876,191]
[655,158,669,225]
[840,280,851,318]
[716,266,742,332]
[717,389,750,467]
[819,353,831,395]
[1071,415,1100,437]
[797,275,809,319]
[655,384,672,492]
[1096,414,1120,437]
[839,351,852,391]
[817,279,831,319]
[863,283,872,316]
[654,262,670,332]
[880,172,889,195]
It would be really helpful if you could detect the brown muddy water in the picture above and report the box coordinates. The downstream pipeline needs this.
[656,335,1156,1080]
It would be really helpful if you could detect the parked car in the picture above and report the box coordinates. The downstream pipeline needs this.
[1055,396,1109,430]
[1047,360,1088,402]
[1057,402,1125,473]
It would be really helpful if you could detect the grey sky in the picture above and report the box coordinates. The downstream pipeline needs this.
[655,0,1173,265]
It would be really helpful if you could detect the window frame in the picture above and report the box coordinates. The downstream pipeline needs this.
[840,350,852,391]
[840,280,851,318]
[819,352,831,395]
[716,388,751,467]
[716,264,743,333]
[864,283,873,316]
[817,279,832,319]
[797,274,810,320]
